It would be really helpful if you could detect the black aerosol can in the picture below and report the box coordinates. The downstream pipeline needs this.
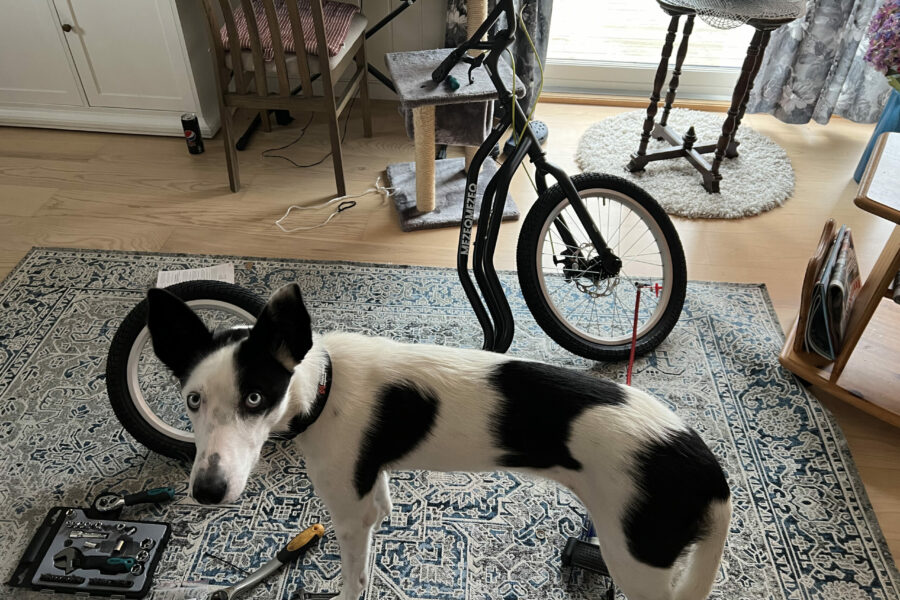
[181,113,204,154]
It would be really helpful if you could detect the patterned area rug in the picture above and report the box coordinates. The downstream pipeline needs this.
[575,109,795,219]
[1,248,897,600]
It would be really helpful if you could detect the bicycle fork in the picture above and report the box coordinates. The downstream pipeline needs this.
[457,119,517,353]
[457,83,619,354]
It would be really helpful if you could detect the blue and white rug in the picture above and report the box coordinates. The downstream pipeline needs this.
[0,248,897,600]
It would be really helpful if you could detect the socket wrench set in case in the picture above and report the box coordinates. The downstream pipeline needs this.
[8,506,170,598]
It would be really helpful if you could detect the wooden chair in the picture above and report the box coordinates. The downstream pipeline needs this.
[200,0,373,195]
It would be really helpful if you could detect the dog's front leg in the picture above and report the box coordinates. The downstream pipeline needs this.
[373,472,392,526]
[307,463,389,600]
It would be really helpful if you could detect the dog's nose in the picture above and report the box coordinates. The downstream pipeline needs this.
[193,476,227,504]
[192,451,228,504]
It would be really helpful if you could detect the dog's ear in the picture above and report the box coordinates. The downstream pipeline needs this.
[248,283,313,370]
[146,287,213,380]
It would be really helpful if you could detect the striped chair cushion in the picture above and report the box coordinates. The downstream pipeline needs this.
[221,0,360,60]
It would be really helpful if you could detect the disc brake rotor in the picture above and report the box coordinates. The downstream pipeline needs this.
[559,243,620,298]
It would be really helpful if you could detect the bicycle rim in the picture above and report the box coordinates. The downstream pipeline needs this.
[534,187,674,346]
[125,299,256,444]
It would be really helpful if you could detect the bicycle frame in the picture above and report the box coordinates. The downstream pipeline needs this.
[454,0,618,353]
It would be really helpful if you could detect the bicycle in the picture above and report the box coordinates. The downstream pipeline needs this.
[435,0,686,361]
[106,0,685,460]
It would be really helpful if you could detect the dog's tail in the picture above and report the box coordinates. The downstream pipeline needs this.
[674,495,732,600]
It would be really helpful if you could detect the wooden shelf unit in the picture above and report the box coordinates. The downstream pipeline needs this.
[779,132,900,427]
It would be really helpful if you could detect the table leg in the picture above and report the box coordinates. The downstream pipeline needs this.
[659,15,694,130]
[729,29,771,159]
[628,14,680,173]
[708,29,767,193]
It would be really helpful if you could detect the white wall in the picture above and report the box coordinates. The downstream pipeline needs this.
[363,0,448,99]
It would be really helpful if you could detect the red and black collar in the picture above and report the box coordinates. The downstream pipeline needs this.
[280,352,332,438]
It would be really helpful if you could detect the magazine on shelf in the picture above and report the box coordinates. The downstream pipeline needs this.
[804,225,862,361]
[893,269,900,305]
[829,229,862,344]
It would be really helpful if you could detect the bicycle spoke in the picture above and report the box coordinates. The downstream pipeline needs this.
[612,288,638,332]
[623,258,665,268]
[534,183,677,350]
[618,267,662,322]
[619,266,662,306]
[619,224,654,259]
[623,233,660,263]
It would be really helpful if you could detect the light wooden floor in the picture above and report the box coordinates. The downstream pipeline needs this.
[1,101,898,559]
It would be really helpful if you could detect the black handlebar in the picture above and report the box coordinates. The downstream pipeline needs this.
[431,46,468,84]
[430,0,517,85]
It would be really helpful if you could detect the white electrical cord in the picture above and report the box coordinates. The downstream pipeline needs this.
[275,176,394,233]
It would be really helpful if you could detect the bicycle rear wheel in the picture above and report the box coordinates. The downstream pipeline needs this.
[517,173,686,361]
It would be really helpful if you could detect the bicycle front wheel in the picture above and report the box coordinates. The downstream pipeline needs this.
[517,173,686,361]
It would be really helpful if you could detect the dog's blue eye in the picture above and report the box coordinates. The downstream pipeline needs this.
[186,392,201,410]
[245,392,263,408]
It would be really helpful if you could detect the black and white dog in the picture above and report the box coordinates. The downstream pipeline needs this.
[147,283,731,600]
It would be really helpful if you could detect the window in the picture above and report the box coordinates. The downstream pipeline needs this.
[544,1,754,99]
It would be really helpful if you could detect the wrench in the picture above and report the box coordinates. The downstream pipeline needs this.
[53,547,135,575]
[92,486,176,514]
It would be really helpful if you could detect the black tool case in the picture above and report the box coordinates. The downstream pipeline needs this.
[7,506,170,598]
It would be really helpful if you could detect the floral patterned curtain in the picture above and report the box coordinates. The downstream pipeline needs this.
[747,0,893,124]
[445,0,553,116]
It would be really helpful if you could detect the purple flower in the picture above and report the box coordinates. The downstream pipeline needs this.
[865,0,900,75]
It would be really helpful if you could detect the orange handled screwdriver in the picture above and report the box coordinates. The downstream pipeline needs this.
[207,524,325,600]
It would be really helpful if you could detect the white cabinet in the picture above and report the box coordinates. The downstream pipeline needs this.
[0,1,84,106]
[0,0,220,136]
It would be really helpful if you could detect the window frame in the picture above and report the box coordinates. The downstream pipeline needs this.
[543,59,743,101]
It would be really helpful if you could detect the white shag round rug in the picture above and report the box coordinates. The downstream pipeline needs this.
[575,108,795,219]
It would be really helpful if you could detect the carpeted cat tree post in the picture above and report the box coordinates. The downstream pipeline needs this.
[412,105,437,212]
[383,1,526,232]
[412,0,487,200]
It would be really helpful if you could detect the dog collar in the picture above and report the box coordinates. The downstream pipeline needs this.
[316,352,333,407]
[282,352,332,438]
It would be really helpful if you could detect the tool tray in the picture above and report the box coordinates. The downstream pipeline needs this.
[7,507,170,599]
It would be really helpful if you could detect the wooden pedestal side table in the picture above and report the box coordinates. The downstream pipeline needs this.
[627,0,803,193]
[779,132,900,427]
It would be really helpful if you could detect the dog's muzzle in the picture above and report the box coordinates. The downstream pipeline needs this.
[192,452,229,504]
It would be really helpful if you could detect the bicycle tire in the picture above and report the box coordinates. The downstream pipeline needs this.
[516,173,687,361]
[105,280,265,460]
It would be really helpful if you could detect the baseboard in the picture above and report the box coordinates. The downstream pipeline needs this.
[0,104,220,138]
[539,92,730,112]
